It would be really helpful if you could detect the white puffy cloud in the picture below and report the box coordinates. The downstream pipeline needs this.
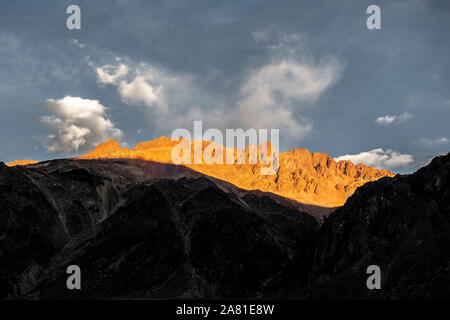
[374,115,396,125]
[41,96,123,153]
[374,112,412,125]
[334,148,414,169]
[96,62,194,115]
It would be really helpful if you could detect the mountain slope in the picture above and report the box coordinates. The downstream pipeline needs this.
[0,159,318,299]
[0,152,449,299]
[5,160,39,167]
[78,137,395,208]
[276,152,450,299]
[27,177,318,299]
[0,163,68,298]
[5,138,394,209]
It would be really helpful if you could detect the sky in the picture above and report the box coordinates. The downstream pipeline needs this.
[0,0,449,173]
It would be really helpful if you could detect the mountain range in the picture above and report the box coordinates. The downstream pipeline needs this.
[9,138,394,213]
[1,138,449,299]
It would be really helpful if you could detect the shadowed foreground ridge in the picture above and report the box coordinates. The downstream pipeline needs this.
[277,152,450,299]
[0,158,318,299]
[0,152,449,299]
[307,152,450,299]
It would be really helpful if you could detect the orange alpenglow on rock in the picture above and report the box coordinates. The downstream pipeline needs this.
[80,139,131,159]
[5,160,39,167]
[77,137,396,208]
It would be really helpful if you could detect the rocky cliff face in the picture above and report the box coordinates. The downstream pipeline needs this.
[77,137,395,209]
[5,160,39,167]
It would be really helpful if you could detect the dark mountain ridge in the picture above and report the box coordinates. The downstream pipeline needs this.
[304,152,450,299]
[0,152,449,299]
[0,159,318,299]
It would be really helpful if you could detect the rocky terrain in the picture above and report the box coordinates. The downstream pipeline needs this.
[7,137,394,211]
[5,160,39,167]
[0,158,318,299]
[77,137,395,209]
[0,150,449,300]
[275,152,450,299]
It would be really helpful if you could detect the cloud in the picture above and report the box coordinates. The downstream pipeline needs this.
[374,112,413,125]
[96,63,129,84]
[70,38,85,48]
[334,148,414,169]
[41,96,123,153]
[95,62,195,115]
[251,29,307,53]
[416,137,449,147]
[228,59,340,138]
[92,56,341,143]
[118,76,167,113]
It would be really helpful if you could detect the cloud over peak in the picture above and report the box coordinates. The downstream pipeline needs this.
[91,56,341,144]
[334,148,414,170]
[118,76,166,113]
[240,60,339,104]
[41,96,123,153]
[231,59,340,139]
[95,62,192,115]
